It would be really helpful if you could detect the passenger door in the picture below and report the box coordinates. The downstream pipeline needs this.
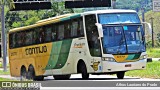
[84,14,102,72]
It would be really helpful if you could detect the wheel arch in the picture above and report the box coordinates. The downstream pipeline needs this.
[28,64,36,75]
[77,59,87,73]
[28,64,34,70]
[20,65,27,75]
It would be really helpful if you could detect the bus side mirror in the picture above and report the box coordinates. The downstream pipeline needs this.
[95,23,103,37]
[142,22,152,36]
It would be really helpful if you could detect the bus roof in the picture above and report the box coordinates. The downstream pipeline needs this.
[9,13,81,33]
[9,9,137,33]
[82,9,137,15]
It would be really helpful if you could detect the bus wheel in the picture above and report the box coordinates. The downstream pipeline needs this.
[117,71,125,79]
[80,62,89,79]
[20,67,27,81]
[53,75,71,80]
[28,65,44,81]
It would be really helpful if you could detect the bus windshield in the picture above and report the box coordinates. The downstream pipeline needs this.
[98,13,140,24]
[102,25,145,54]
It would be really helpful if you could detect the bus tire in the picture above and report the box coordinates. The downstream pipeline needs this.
[53,75,71,80]
[80,62,89,79]
[20,66,27,81]
[117,71,125,79]
[28,65,44,81]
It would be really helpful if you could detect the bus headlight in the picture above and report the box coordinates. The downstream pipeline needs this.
[140,55,147,60]
[102,57,115,62]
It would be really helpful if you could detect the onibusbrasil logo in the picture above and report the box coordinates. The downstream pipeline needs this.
[0,81,41,89]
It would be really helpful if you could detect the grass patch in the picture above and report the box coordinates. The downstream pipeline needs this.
[0,63,2,68]
[147,48,160,58]
[126,61,160,79]
[0,70,10,75]
[0,62,10,68]
[0,77,12,81]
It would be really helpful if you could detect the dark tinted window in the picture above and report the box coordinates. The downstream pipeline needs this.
[85,14,101,57]
[9,17,84,49]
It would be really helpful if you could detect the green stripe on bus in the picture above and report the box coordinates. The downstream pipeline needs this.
[61,17,70,21]
[126,54,135,60]
[132,54,141,59]
[54,39,73,69]
[60,14,81,22]
[70,14,81,19]
[45,41,62,70]
[45,39,73,70]
[126,54,141,60]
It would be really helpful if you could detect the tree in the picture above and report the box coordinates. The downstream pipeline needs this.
[0,0,15,28]
[0,0,15,71]
[116,0,152,12]
[52,2,74,15]
[157,33,160,42]
[0,0,15,9]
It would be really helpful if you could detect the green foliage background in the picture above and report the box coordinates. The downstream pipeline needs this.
[2,0,153,29]
[1,0,160,51]
[126,61,160,79]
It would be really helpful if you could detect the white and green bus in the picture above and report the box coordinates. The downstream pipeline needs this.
[8,10,151,80]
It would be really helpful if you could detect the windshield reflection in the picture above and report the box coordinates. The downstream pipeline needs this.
[102,25,145,54]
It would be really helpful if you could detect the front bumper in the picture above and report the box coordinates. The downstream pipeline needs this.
[101,59,147,72]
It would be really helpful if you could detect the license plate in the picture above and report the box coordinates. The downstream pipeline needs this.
[125,64,131,67]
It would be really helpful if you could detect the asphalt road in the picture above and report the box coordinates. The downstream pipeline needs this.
[43,74,159,81]
[1,74,160,90]
[39,74,160,88]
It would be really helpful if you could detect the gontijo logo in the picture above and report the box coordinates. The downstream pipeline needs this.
[25,45,47,55]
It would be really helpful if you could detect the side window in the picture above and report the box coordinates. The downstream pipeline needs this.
[32,29,37,44]
[9,34,12,48]
[10,31,26,48]
[25,30,33,45]
[34,28,41,44]
[78,18,84,37]
[9,33,15,48]
[39,27,45,43]
[71,17,84,38]
[85,14,101,57]
[52,25,57,41]
[20,31,26,46]
[45,25,52,42]
[12,33,16,48]
[71,20,78,37]
[58,24,64,40]
[64,21,71,39]
[33,27,47,44]
[16,31,25,47]
[17,32,21,47]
